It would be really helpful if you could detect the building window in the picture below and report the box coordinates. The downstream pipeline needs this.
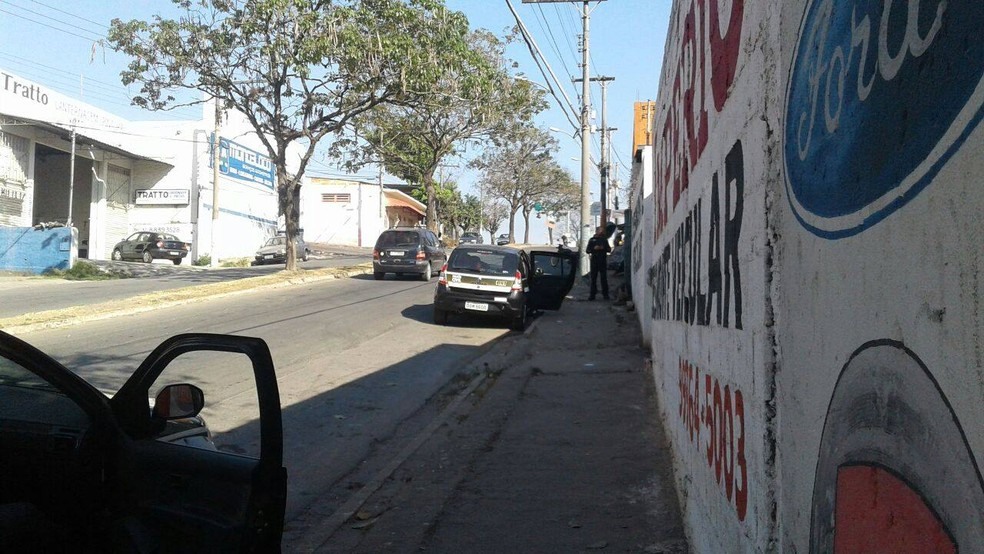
[322,193,351,203]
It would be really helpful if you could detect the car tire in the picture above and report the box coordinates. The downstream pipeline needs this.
[142,251,153,263]
[172,259,181,266]
[302,250,309,262]
[421,263,432,281]
[510,304,528,332]
[112,249,123,261]
[374,271,385,280]
[434,308,449,325]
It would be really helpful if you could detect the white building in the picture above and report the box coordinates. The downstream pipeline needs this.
[301,177,425,247]
[0,68,288,264]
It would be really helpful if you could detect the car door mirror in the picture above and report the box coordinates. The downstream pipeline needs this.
[152,383,204,420]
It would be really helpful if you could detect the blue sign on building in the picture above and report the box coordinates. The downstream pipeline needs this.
[209,134,275,191]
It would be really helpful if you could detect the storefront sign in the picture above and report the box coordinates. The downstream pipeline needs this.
[135,189,190,205]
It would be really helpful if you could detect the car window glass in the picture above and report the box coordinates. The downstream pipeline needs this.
[448,250,518,276]
[149,350,260,457]
[534,254,574,277]
[0,356,88,429]
[159,234,179,241]
[377,231,419,248]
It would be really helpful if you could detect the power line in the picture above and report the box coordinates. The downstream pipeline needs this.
[0,5,104,42]
[26,0,111,31]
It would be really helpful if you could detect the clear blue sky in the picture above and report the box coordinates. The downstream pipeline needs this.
[0,0,670,241]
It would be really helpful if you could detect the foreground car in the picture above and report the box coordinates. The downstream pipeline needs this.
[0,331,286,552]
[433,244,577,330]
[253,235,309,265]
[111,232,190,265]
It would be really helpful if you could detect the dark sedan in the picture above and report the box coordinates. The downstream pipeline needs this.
[458,232,483,245]
[112,232,190,265]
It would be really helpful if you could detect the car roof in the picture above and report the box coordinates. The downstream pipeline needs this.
[453,244,522,253]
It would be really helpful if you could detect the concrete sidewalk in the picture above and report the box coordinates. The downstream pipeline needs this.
[288,278,689,553]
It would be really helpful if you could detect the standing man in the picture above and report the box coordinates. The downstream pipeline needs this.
[586,225,611,300]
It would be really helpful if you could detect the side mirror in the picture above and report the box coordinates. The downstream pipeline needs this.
[534,267,544,277]
[153,384,205,420]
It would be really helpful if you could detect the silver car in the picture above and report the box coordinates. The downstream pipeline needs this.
[252,235,309,265]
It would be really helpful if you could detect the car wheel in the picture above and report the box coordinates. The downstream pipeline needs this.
[142,250,152,263]
[172,259,182,266]
[302,250,309,262]
[434,308,449,325]
[420,263,432,281]
[510,304,528,332]
[112,249,123,261]
[374,272,385,280]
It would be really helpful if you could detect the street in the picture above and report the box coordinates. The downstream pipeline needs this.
[14,272,514,526]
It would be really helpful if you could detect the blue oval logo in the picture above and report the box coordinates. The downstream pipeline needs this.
[784,0,984,239]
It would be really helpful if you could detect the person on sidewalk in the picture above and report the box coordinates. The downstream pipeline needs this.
[586,225,611,300]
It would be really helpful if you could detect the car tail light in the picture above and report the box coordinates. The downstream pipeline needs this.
[438,263,448,285]
[511,270,523,291]
[416,250,426,260]
[373,249,380,260]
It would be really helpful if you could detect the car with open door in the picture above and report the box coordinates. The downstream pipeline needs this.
[0,330,286,552]
[433,244,578,331]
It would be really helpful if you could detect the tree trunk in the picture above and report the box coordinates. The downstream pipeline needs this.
[279,172,301,271]
[522,210,531,244]
[424,169,438,232]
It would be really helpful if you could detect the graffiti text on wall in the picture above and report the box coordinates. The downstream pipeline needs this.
[650,141,743,329]
[784,0,984,238]
[678,357,747,521]
[653,0,744,240]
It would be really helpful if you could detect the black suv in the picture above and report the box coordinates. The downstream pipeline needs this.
[433,244,577,330]
[373,227,447,281]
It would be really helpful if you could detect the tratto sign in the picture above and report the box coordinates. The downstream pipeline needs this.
[784,1,984,239]
[134,189,190,205]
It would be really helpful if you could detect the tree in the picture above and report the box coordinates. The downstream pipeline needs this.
[108,0,474,269]
[472,125,558,242]
[340,30,545,232]
[536,166,579,245]
[481,198,508,243]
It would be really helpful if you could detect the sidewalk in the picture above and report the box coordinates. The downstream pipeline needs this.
[287,277,689,553]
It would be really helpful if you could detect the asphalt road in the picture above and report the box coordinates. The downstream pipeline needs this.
[0,253,370,319]
[14,272,513,526]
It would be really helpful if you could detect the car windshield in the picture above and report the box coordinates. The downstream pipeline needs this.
[264,237,286,247]
[376,231,419,248]
[448,249,518,276]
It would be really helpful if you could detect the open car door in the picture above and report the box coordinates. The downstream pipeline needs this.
[110,333,286,552]
[529,247,579,311]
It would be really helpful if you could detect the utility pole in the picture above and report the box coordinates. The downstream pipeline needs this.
[210,99,222,268]
[573,76,615,224]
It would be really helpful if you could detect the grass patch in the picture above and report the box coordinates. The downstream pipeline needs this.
[220,258,251,268]
[45,261,127,281]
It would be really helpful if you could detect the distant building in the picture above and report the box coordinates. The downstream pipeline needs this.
[301,177,425,247]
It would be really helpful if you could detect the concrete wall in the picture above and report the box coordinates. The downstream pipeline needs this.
[631,0,984,550]
[0,226,76,274]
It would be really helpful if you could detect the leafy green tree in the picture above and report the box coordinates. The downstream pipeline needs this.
[108,0,474,269]
[536,166,579,245]
[341,30,545,232]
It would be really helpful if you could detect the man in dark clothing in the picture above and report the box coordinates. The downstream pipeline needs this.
[586,225,611,300]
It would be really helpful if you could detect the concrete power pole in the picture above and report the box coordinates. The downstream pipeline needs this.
[521,0,606,276]
[597,76,614,225]
[209,101,223,268]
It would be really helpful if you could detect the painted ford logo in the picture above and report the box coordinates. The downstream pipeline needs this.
[784,0,984,239]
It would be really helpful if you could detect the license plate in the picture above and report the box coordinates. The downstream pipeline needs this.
[389,250,405,256]
[465,301,489,312]
[264,254,274,259]
[170,251,181,256]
